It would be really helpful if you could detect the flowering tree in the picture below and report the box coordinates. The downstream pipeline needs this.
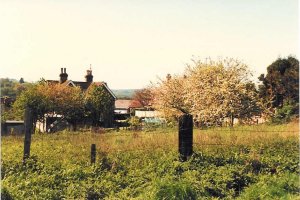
[152,74,191,120]
[152,58,261,126]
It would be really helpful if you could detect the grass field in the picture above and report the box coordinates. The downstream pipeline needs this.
[1,121,299,199]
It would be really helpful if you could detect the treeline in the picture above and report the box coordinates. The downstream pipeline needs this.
[2,81,114,131]
[0,78,27,98]
[1,56,298,127]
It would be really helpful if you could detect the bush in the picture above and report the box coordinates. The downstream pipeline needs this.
[271,101,295,124]
[127,116,141,129]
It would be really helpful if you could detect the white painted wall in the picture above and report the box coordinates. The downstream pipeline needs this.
[135,110,160,118]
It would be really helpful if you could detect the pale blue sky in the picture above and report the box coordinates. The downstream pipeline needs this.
[0,0,298,89]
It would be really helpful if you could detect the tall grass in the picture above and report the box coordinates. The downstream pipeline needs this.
[2,121,298,166]
[1,121,299,199]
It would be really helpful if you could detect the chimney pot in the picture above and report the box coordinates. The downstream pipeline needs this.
[60,68,68,83]
[85,68,93,83]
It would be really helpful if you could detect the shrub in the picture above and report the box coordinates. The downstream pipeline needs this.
[271,101,295,124]
[127,116,141,130]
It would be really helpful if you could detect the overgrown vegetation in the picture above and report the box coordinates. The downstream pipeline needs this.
[1,122,299,199]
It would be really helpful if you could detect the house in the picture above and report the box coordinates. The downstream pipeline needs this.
[39,68,116,132]
[114,99,162,119]
[114,99,143,128]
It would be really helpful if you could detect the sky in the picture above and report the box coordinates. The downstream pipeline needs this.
[0,0,298,89]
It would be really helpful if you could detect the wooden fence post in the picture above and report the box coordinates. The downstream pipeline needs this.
[23,107,33,163]
[179,114,193,161]
[91,144,96,164]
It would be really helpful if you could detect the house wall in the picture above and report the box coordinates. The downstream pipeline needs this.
[135,110,160,118]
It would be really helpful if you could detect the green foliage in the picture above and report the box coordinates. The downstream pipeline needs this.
[1,124,299,199]
[12,83,50,122]
[0,78,18,98]
[155,180,196,200]
[0,78,30,98]
[1,78,32,121]
[49,85,85,130]
[259,56,299,115]
[271,101,295,124]
[85,84,115,127]
[238,173,300,200]
[127,116,141,127]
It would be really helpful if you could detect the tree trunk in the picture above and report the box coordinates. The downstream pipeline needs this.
[230,115,234,127]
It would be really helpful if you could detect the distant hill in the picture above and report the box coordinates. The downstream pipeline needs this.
[112,89,137,99]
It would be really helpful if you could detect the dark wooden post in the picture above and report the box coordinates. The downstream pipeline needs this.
[91,144,96,164]
[23,107,33,163]
[179,114,193,161]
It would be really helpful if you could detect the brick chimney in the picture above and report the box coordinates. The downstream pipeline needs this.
[85,68,93,83]
[59,68,68,83]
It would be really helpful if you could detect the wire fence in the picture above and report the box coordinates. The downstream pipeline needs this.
[15,123,298,163]
[85,127,299,155]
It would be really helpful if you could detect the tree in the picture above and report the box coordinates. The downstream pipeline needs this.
[152,58,262,126]
[12,82,50,132]
[85,84,115,127]
[152,74,191,120]
[132,87,154,107]
[45,83,85,131]
[258,56,299,116]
